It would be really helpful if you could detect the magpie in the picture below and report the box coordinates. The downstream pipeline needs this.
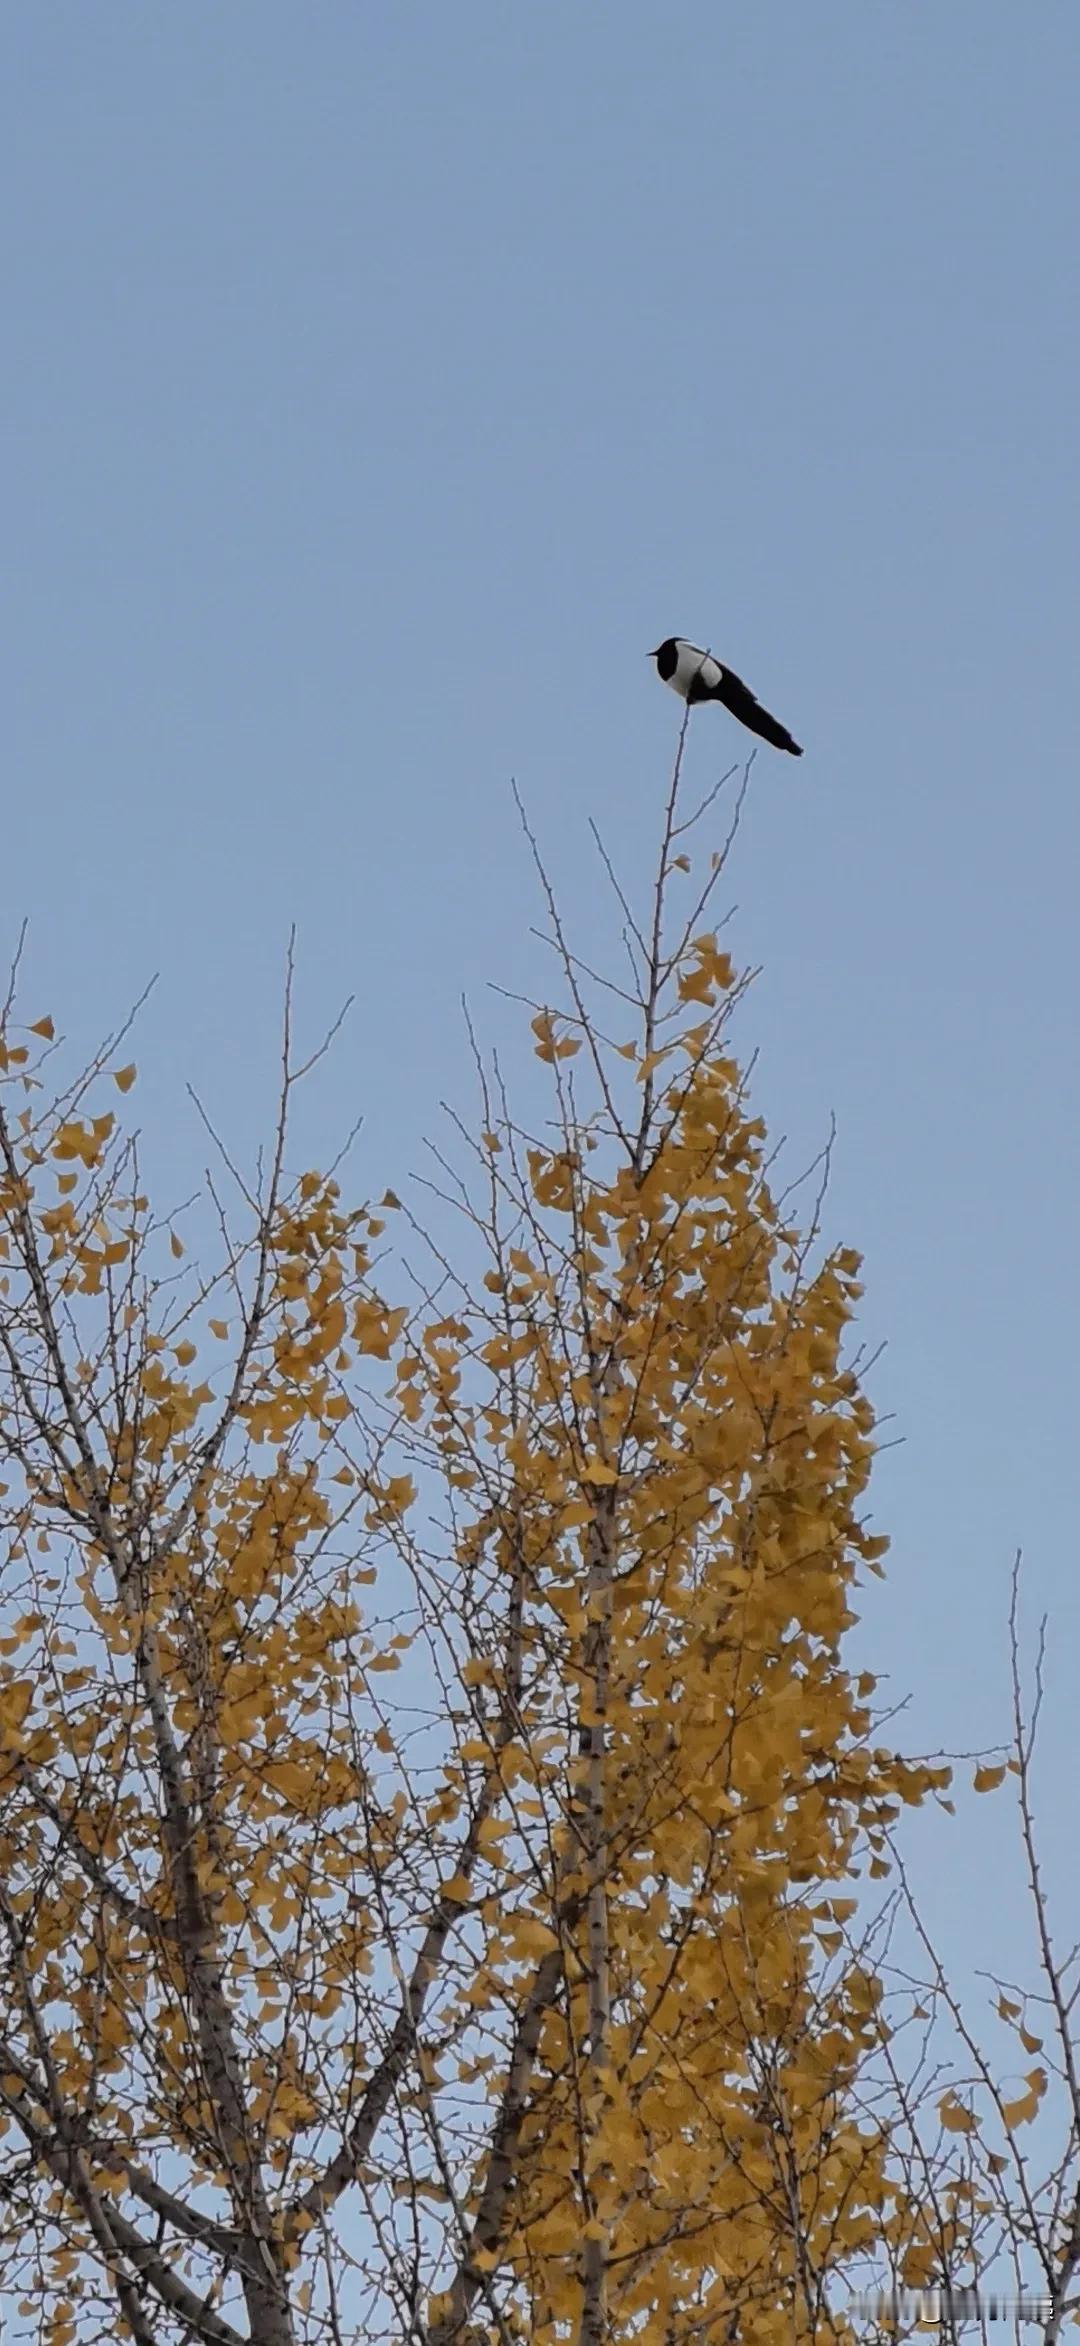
[649,637,802,756]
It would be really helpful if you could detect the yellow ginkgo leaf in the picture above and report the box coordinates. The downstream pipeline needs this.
[939,2096,977,2135]
[1001,2069,1046,2129]
[113,1064,137,1092]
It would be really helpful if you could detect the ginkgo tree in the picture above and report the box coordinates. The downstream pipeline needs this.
[0,723,1024,2346]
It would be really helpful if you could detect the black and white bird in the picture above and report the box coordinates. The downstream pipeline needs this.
[649,637,802,756]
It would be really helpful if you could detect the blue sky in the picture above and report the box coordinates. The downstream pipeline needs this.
[4,3,1079,1991]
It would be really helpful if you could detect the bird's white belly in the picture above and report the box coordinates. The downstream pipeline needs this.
[673,643,723,696]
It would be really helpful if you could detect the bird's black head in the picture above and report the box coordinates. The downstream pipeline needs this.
[649,638,679,680]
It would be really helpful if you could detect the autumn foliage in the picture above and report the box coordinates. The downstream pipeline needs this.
[0,743,972,2346]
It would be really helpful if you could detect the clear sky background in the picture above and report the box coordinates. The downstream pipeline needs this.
[4,4,1079,2012]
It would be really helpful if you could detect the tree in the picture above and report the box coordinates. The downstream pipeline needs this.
[0,728,952,2346]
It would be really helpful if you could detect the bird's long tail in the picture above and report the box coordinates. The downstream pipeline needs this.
[709,671,803,755]
[733,701,802,756]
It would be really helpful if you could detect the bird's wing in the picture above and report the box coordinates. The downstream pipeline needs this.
[679,644,724,699]
[711,665,802,755]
